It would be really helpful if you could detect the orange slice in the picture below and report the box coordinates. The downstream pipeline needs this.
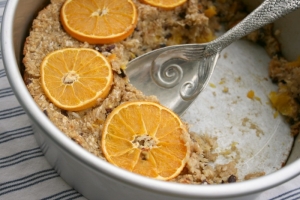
[140,0,187,9]
[40,48,113,111]
[101,101,190,180]
[60,0,138,44]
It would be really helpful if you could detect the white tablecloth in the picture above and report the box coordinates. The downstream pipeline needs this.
[0,0,300,199]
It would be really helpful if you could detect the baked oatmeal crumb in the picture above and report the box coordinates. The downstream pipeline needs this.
[244,172,266,180]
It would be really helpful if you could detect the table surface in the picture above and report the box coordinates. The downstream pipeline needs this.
[0,0,300,199]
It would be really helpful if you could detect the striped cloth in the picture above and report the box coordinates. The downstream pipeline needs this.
[0,0,300,199]
[0,1,85,199]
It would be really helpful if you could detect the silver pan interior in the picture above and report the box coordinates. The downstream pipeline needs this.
[2,0,300,199]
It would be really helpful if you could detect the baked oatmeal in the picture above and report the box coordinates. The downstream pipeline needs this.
[23,0,276,184]
[245,21,300,137]
[268,56,300,136]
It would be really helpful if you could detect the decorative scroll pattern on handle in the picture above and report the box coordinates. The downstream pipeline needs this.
[151,47,186,88]
[151,45,205,88]
[151,44,217,100]
[179,54,218,101]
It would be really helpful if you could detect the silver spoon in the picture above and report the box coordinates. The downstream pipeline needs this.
[126,0,300,115]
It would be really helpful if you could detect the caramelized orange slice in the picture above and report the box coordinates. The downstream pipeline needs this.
[40,48,113,111]
[101,101,190,180]
[140,0,187,9]
[60,0,138,44]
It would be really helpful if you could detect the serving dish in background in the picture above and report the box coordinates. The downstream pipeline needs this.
[2,0,300,199]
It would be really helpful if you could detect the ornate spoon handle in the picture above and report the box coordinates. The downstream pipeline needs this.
[204,0,300,56]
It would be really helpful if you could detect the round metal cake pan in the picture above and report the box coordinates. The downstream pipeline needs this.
[2,0,300,199]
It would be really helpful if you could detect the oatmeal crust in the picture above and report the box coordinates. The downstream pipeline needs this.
[23,0,240,183]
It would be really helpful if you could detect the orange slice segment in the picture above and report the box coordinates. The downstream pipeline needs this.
[60,0,138,44]
[101,101,190,180]
[40,48,113,111]
[139,0,187,9]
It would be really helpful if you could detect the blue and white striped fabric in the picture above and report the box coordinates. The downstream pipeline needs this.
[0,0,300,199]
[0,1,85,199]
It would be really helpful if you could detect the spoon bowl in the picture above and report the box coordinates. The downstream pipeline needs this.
[126,44,219,114]
[126,0,300,115]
